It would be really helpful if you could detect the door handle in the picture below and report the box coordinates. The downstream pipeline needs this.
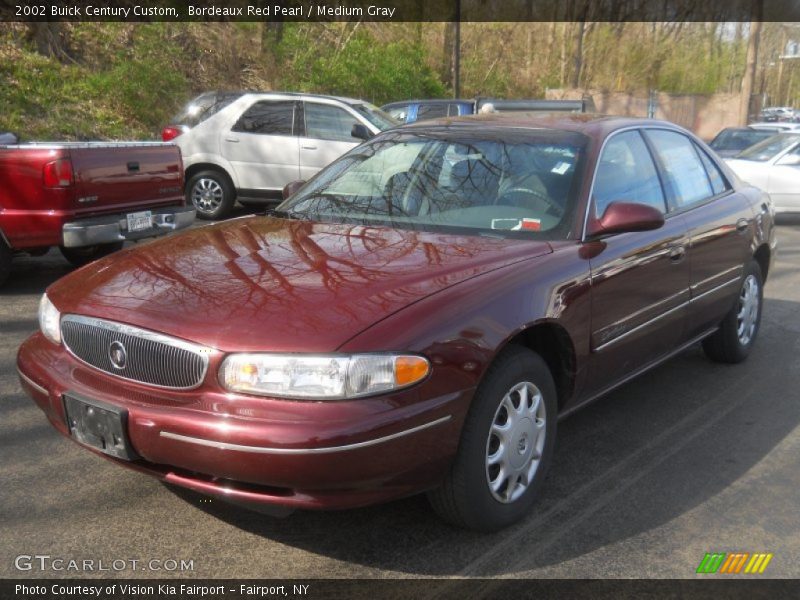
[225,137,240,143]
[736,218,749,233]
[127,162,140,172]
[669,245,686,262]
[301,145,318,150]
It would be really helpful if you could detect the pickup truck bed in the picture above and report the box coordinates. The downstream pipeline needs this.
[0,142,194,285]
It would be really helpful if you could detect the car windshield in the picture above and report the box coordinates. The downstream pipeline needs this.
[736,134,800,161]
[171,92,243,128]
[277,130,587,239]
[710,129,773,152]
[350,102,400,130]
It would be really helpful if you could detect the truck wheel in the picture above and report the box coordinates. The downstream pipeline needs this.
[60,242,124,268]
[428,346,557,532]
[187,170,235,220]
[0,237,11,287]
[702,260,763,364]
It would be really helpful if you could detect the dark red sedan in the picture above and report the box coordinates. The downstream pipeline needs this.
[18,115,776,531]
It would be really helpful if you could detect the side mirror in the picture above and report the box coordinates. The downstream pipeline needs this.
[282,180,306,201]
[351,123,372,141]
[586,201,665,237]
[776,153,800,167]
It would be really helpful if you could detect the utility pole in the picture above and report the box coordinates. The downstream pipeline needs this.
[453,0,461,98]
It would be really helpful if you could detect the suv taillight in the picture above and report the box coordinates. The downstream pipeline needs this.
[43,158,74,187]
[161,126,183,142]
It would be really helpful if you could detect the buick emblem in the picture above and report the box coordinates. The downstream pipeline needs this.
[109,340,127,370]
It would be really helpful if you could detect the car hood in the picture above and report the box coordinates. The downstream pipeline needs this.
[47,216,552,352]
[724,159,769,184]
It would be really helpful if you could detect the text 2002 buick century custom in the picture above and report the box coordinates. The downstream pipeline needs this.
[18,115,776,531]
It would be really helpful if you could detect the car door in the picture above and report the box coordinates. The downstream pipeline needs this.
[766,143,800,212]
[643,129,755,340]
[584,129,691,395]
[297,102,362,181]
[222,99,300,192]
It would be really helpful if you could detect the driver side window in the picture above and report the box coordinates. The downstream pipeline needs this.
[594,130,667,218]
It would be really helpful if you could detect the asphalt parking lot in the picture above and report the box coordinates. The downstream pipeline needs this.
[2,211,799,580]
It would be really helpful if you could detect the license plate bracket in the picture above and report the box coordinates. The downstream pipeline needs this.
[63,394,138,461]
[126,210,152,233]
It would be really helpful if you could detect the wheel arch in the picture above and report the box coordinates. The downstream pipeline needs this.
[754,243,771,283]
[184,162,238,198]
[498,320,577,412]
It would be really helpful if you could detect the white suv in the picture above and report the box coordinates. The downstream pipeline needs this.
[163,92,398,219]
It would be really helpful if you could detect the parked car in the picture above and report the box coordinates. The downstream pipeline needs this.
[18,115,775,531]
[758,106,796,122]
[163,91,399,220]
[381,99,475,123]
[747,121,800,133]
[381,97,596,124]
[0,141,194,287]
[708,127,775,157]
[725,132,800,214]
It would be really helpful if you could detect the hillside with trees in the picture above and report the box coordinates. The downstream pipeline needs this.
[1,21,796,140]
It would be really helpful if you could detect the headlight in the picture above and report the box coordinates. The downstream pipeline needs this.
[38,293,61,345]
[220,353,430,400]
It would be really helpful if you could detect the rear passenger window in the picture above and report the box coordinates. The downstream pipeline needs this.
[593,130,667,218]
[417,104,448,120]
[645,130,714,209]
[232,101,295,135]
[696,146,729,196]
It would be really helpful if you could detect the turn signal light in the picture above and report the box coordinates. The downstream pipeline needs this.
[395,356,430,386]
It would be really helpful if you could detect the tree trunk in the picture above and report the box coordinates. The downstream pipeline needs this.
[570,19,586,89]
[739,20,762,125]
[28,23,71,61]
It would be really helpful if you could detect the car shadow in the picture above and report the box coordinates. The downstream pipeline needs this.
[163,297,800,577]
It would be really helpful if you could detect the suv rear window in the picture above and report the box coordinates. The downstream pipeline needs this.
[171,92,243,128]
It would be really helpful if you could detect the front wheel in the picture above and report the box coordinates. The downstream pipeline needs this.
[428,346,557,532]
[186,170,235,220]
[702,260,763,364]
[60,242,123,267]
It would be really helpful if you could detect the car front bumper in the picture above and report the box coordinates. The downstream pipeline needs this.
[62,205,195,248]
[17,333,468,511]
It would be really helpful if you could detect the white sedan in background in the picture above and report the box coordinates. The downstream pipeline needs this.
[725,133,800,214]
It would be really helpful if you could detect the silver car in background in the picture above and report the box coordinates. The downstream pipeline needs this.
[725,132,800,214]
[163,92,398,219]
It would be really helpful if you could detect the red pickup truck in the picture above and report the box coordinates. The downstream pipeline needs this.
[0,141,194,286]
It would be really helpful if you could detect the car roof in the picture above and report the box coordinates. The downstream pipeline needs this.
[200,90,368,105]
[398,112,682,140]
[382,99,472,108]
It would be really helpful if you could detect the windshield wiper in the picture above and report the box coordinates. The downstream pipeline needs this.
[266,208,311,220]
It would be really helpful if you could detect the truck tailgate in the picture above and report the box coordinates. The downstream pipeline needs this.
[70,143,183,217]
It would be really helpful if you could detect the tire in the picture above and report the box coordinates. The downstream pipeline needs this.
[702,260,763,364]
[59,242,123,268]
[428,346,558,532]
[186,170,235,220]
[0,236,11,287]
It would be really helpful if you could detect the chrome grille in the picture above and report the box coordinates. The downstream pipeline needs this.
[61,315,210,390]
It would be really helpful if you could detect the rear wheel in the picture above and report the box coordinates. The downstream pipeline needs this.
[59,242,123,268]
[187,170,235,220]
[702,260,763,364]
[428,346,557,531]
[0,237,11,287]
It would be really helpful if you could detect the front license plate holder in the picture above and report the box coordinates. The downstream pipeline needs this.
[126,210,152,232]
[63,393,138,461]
